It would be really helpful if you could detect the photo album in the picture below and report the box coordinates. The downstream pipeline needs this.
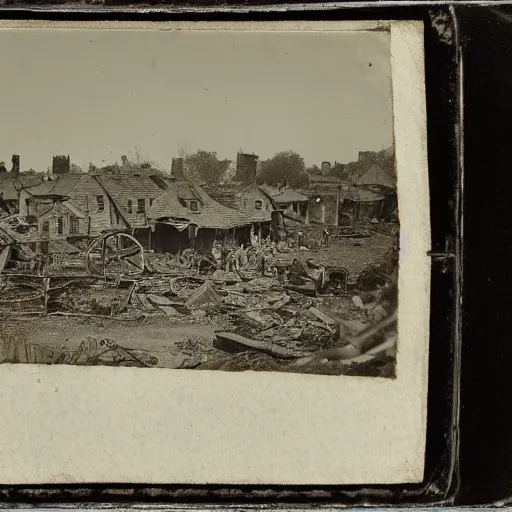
[0,20,430,485]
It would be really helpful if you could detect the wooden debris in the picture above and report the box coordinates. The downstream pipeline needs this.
[270,295,290,310]
[136,293,156,311]
[365,333,397,356]
[213,331,301,360]
[185,280,222,308]
[309,306,336,326]
[146,294,175,306]
[48,311,142,320]
[158,305,181,317]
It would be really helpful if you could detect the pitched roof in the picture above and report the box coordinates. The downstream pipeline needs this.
[149,181,253,230]
[36,199,87,220]
[258,185,309,204]
[0,174,45,201]
[345,185,385,203]
[202,184,241,210]
[308,174,345,185]
[24,174,83,197]
[62,200,87,219]
[95,174,169,228]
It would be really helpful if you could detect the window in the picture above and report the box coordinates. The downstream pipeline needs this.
[41,221,49,235]
[70,216,79,235]
[150,198,154,206]
[115,211,120,225]
[57,217,63,235]
[96,195,104,211]
[254,200,263,210]
[189,200,199,212]
[243,199,248,209]
[127,200,133,214]
[137,199,145,213]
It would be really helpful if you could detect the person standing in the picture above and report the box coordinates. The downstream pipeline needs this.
[323,228,330,248]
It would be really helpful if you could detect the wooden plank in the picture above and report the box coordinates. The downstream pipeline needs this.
[214,331,300,360]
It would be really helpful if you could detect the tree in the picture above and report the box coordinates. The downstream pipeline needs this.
[257,151,308,188]
[184,150,231,185]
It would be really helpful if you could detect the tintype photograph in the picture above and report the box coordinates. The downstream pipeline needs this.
[0,22,400,376]
[0,20,430,485]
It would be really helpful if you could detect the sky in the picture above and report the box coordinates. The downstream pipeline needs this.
[0,27,393,172]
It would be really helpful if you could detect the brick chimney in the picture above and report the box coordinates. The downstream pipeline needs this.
[11,154,20,176]
[52,155,71,175]
[171,157,184,180]
[235,151,259,185]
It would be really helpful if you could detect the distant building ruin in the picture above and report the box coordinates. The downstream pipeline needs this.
[52,155,71,175]
[321,161,331,175]
[234,151,259,185]
[171,157,184,180]
[11,155,20,175]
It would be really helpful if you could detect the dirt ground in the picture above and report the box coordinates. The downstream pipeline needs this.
[0,235,395,373]
[0,315,223,368]
[284,233,393,276]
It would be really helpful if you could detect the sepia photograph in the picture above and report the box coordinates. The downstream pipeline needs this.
[0,23,399,377]
[0,21,430,485]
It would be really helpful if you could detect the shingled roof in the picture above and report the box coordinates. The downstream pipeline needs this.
[0,174,45,201]
[95,174,169,228]
[258,185,309,204]
[202,184,241,210]
[24,174,83,197]
[149,181,253,230]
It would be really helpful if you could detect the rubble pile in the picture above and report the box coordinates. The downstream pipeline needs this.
[0,226,399,377]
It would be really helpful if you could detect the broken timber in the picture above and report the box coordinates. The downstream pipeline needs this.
[213,331,301,360]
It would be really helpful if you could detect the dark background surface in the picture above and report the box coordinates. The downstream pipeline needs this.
[457,4,512,505]
[0,0,507,506]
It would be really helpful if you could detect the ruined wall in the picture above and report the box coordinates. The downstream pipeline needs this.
[171,158,185,180]
[323,196,338,224]
[11,155,20,176]
[307,195,338,225]
[52,155,71,175]
[234,152,259,185]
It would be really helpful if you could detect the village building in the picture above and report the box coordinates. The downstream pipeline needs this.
[205,182,313,237]
[301,174,345,225]
[20,174,123,239]
[19,173,169,248]
[148,181,257,254]
[258,185,309,216]
[29,195,88,240]
[346,160,396,189]
[341,148,397,223]
[237,184,273,222]
[0,174,43,215]
[94,174,169,248]
[0,155,44,215]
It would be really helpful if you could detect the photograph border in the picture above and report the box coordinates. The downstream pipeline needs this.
[0,2,461,506]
